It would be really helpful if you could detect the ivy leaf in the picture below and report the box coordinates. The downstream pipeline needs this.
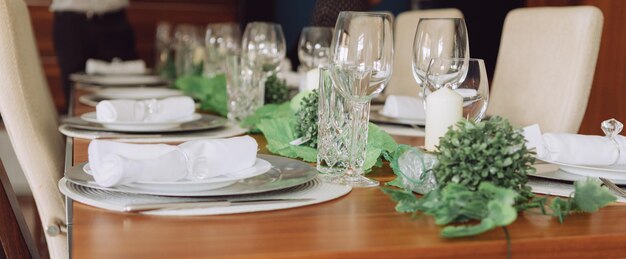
[549,197,570,224]
[380,188,421,213]
[571,178,616,212]
[440,182,518,238]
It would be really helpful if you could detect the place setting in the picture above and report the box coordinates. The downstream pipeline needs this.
[70,58,169,87]
[59,95,247,142]
[59,136,352,216]
[524,119,626,201]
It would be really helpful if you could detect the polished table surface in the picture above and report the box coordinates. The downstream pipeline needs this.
[67,90,626,258]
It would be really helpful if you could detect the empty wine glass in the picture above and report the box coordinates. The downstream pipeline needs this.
[205,23,241,76]
[412,18,469,92]
[326,11,394,187]
[424,57,489,122]
[298,26,333,71]
[155,22,173,77]
[174,24,203,77]
[241,22,286,107]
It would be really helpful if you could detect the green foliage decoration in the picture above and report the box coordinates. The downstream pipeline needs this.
[433,117,535,200]
[264,74,290,104]
[294,90,319,148]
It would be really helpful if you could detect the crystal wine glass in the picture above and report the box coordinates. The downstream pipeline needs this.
[205,23,241,76]
[241,22,286,108]
[173,24,203,77]
[424,57,489,122]
[412,18,469,92]
[298,26,333,71]
[327,11,394,187]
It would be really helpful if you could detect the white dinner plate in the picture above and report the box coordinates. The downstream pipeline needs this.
[64,154,318,197]
[369,105,426,127]
[70,73,166,86]
[80,112,202,131]
[83,159,272,192]
[529,164,626,185]
[92,87,183,100]
[539,159,626,181]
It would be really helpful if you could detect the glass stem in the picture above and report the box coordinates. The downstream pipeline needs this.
[252,68,266,109]
[346,99,370,178]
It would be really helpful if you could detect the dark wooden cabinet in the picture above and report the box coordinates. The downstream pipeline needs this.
[25,0,239,113]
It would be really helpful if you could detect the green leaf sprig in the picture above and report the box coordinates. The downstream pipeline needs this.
[383,178,615,238]
[383,117,616,239]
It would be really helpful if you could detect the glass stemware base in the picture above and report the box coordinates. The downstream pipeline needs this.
[317,171,380,188]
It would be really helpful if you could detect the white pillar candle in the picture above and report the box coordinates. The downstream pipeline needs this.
[425,87,463,151]
[305,68,320,90]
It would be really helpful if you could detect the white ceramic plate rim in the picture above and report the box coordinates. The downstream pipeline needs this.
[539,158,626,180]
[80,112,201,126]
[70,73,165,85]
[83,158,271,185]
[93,88,183,99]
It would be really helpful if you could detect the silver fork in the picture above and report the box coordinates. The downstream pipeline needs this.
[599,177,626,198]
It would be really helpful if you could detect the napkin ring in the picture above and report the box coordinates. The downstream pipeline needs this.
[601,119,623,166]
[138,99,159,121]
[174,147,192,176]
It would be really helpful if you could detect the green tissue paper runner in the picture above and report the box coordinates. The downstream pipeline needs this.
[175,74,228,116]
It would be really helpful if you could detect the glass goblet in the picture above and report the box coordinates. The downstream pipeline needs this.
[412,18,469,92]
[298,26,333,71]
[424,57,489,123]
[205,23,241,76]
[326,11,394,187]
[241,22,286,107]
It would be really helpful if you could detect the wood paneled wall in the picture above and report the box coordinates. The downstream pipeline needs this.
[526,0,626,135]
[26,0,239,112]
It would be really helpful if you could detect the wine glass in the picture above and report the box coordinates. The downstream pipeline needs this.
[412,18,469,92]
[327,11,394,187]
[173,24,203,77]
[298,26,333,71]
[241,22,286,108]
[205,23,241,76]
[424,57,489,122]
[155,22,172,76]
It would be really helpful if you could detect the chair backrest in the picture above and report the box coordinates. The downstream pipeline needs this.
[385,8,464,97]
[487,6,603,133]
[0,0,67,258]
[0,158,40,259]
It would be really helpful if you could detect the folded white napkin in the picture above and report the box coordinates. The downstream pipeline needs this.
[380,95,426,120]
[96,96,195,122]
[86,59,147,75]
[523,124,626,166]
[87,136,259,187]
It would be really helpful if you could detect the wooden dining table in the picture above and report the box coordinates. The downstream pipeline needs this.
[65,89,626,258]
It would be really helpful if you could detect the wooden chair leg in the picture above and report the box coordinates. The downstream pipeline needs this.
[0,159,39,259]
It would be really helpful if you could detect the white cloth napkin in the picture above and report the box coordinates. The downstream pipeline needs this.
[380,95,426,120]
[523,124,626,166]
[86,59,147,75]
[96,96,195,122]
[87,136,259,187]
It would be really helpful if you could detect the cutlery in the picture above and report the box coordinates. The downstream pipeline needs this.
[123,198,315,212]
[599,177,626,198]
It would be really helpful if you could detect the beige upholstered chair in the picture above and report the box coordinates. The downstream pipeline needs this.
[487,6,603,133]
[385,8,464,97]
[0,0,67,258]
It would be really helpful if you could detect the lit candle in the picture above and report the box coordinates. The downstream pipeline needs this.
[425,87,463,151]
